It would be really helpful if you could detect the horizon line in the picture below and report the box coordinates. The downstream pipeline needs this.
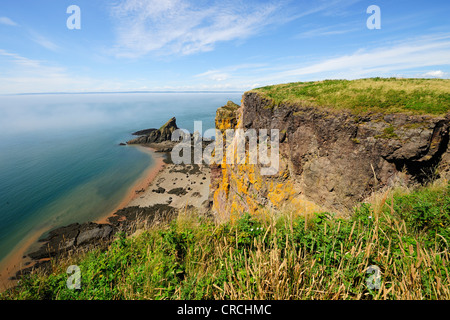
[0,90,245,96]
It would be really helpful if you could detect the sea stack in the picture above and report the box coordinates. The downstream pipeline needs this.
[127,117,179,145]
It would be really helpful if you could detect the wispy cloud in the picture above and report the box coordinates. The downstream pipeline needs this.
[296,24,359,38]
[0,49,171,94]
[194,63,267,82]
[0,16,18,26]
[0,49,65,77]
[109,0,362,58]
[0,49,46,69]
[0,50,89,93]
[0,17,59,51]
[110,0,284,57]
[189,33,450,90]
[268,33,450,81]
[290,0,362,19]
[30,33,60,52]
[195,70,231,82]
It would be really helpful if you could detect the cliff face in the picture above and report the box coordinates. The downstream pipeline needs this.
[210,92,450,217]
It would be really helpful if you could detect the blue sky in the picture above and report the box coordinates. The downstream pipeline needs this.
[0,0,449,94]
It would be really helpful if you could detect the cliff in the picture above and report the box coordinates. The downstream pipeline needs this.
[210,79,450,217]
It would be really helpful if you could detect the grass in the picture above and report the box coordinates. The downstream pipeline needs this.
[251,78,450,115]
[1,178,449,300]
[374,125,399,139]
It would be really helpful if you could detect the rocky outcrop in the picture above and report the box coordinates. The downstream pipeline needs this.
[27,223,113,261]
[132,128,157,136]
[25,204,178,260]
[216,101,240,133]
[127,117,178,145]
[210,93,450,216]
[13,204,178,280]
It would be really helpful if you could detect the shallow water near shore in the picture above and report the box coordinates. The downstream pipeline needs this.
[0,92,242,269]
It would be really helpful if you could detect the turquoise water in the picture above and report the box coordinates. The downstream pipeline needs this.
[0,92,242,264]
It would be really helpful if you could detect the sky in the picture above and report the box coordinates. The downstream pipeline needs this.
[0,0,449,94]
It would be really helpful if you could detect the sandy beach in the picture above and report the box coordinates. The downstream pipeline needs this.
[126,161,210,210]
[0,226,50,291]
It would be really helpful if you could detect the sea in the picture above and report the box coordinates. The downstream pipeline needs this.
[0,92,242,266]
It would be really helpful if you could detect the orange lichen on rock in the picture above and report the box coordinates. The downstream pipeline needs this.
[210,98,327,222]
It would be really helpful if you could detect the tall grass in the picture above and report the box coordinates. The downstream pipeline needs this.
[1,179,449,300]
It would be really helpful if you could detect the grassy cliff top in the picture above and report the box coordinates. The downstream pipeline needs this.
[251,78,450,115]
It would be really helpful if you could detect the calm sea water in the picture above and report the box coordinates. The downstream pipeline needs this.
[0,92,242,264]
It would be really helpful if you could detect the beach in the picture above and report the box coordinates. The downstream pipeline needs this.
[0,226,49,291]
[126,161,210,210]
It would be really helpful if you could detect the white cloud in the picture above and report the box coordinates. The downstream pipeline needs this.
[288,0,362,20]
[195,70,231,82]
[194,63,267,82]
[30,33,60,52]
[0,17,18,26]
[110,0,364,58]
[0,49,66,73]
[0,50,100,94]
[422,70,446,78]
[0,49,242,94]
[189,33,450,90]
[110,0,283,57]
[265,33,450,81]
[0,49,47,69]
[296,24,358,38]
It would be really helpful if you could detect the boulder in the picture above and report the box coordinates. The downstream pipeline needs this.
[76,223,113,247]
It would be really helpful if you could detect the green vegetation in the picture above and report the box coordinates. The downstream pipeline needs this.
[2,180,449,300]
[216,101,240,122]
[252,78,450,115]
[375,125,399,139]
[222,100,240,111]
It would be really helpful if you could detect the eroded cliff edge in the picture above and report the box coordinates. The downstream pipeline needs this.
[210,87,450,217]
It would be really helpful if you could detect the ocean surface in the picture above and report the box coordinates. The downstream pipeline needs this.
[0,92,242,265]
